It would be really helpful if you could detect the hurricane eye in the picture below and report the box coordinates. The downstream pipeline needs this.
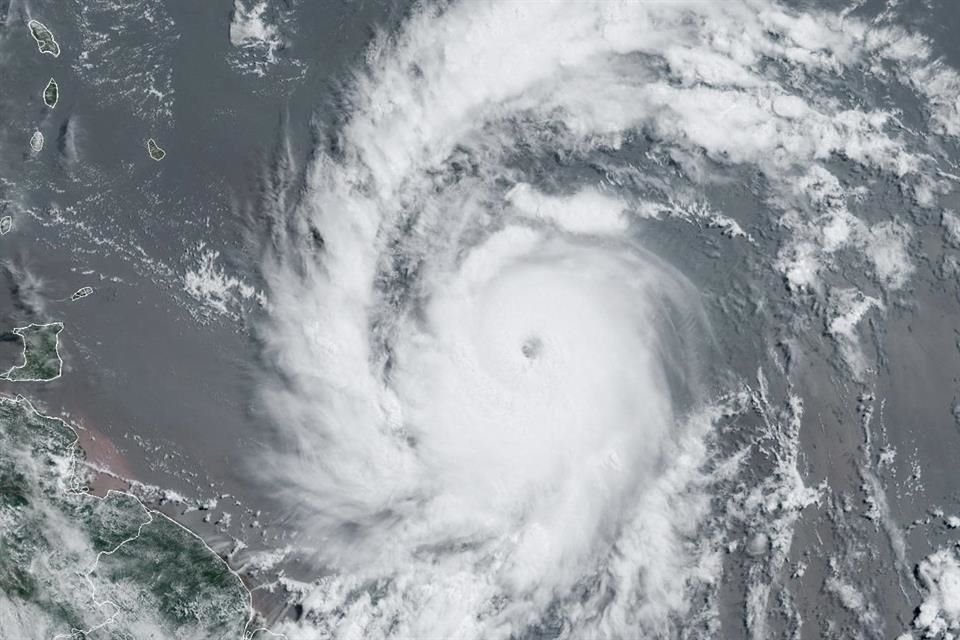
[520,336,543,360]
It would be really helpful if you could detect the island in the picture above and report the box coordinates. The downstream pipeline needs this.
[0,395,266,638]
[29,130,43,153]
[1,322,64,382]
[43,78,58,108]
[26,20,60,58]
[147,138,166,161]
[70,286,94,301]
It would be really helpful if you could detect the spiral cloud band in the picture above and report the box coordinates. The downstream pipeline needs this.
[257,0,958,636]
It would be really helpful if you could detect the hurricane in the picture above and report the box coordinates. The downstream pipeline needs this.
[253,1,960,637]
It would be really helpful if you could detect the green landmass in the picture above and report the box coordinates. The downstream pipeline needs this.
[1,323,63,382]
[0,395,258,639]
[43,78,59,108]
[27,20,60,58]
[147,138,166,161]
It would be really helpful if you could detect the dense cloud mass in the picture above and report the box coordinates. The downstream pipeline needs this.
[255,1,960,637]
